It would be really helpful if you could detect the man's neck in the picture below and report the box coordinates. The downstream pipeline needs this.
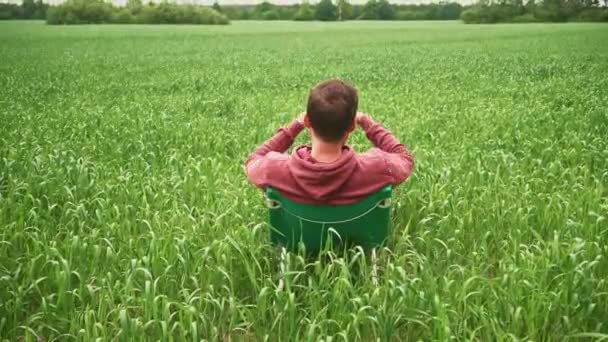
[310,139,343,163]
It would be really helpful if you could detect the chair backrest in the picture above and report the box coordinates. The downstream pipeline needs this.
[266,186,392,253]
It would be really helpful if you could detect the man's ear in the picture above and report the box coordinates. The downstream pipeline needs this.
[347,119,356,133]
[304,115,311,128]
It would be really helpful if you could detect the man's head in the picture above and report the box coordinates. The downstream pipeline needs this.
[305,79,358,143]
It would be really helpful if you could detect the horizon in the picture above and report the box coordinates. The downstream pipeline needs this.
[1,0,476,6]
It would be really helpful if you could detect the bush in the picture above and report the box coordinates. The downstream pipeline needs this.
[277,5,299,20]
[575,8,608,22]
[32,0,48,19]
[436,2,462,20]
[111,8,133,24]
[294,4,315,21]
[533,5,568,22]
[0,1,46,20]
[47,1,229,25]
[393,3,462,20]
[315,0,338,21]
[461,5,523,23]
[261,9,280,20]
[0,4,22,20]
[462,0,606,23]
[396,10,427,20]
[46,0,111,24]
[511,13,538,22]
[46,6,65,24]
[229,8,252,20]
[460,8,481,23]
[81,1,112,23]
[359,0,396,20]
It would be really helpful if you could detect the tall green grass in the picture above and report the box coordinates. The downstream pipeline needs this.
[0,21,607,341]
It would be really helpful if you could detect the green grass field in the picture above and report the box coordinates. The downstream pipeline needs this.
[1,20,608,341]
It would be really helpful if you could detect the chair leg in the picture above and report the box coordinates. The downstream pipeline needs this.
[278,247,287,291]
[371,248,379,287]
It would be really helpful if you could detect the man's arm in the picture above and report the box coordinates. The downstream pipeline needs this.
[357,113,414,185]
[244,118,304,188]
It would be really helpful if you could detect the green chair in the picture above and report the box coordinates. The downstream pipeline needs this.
[265,186,393,254]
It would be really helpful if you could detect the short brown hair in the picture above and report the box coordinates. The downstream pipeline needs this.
[306,79,358,142]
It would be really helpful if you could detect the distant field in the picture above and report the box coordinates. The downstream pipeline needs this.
[1,20,607,341]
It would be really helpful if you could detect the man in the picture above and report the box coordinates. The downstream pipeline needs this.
[244,79,414,205]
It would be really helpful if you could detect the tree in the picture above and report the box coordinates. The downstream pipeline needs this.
[376,0,396,19]
[212,1,221,13]
[22,0,35,18]
[261,9,280,20]
[255,1,274,14]
[294,1,315,20]
[127,0,143,15]
[277,5,299,19]
[537,0,569,21]
[360,0,395,19]
[460,7,481,22]
[253,1,275,19]
[33,0,47,19]
[0,3,22,19]
[436,2,463,20]
[360,0,375,19]
[315,0,338,20]
[525,0,536,13]
[337,0,353,20]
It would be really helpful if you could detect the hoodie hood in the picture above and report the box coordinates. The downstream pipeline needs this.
[287,145,358,202]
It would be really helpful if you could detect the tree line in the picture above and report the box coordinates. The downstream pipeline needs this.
[0,0,606,25]
[216,1,464,21]
[461,0,608,22]
[1,0,229,24]
[0,0,464,24]
[46,0,228,25]
[0,0,47,20]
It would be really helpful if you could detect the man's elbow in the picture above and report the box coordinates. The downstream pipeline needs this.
[245,161,267,189]
[393,154,415,185]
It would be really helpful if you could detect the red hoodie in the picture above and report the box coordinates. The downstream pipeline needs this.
[245,115,414,205]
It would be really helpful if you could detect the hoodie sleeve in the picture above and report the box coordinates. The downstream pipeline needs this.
[245,119,304,188]
[359,115,414,185]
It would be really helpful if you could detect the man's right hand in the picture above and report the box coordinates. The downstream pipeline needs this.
[297,112,306,126]
[356,112,370,126]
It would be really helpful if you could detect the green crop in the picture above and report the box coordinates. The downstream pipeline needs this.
[1,21,607,341]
